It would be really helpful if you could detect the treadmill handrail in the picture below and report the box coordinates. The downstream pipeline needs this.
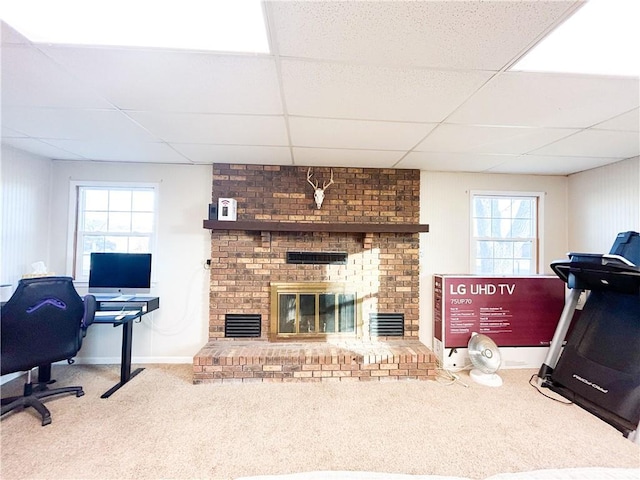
[550,257,640,293]
[567,252,636,267]
[603,254,636,267]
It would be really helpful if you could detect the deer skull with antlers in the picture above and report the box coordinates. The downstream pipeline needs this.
[307,168,334,209]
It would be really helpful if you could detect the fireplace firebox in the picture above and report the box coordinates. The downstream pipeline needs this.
[270,283,361,340]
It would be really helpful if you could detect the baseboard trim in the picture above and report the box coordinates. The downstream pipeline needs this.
[75,357,194,365]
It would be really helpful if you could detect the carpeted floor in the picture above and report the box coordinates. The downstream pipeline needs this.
[1,364,638,480]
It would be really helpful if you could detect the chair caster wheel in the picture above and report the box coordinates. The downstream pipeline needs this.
[42,417,52,426]
[76,390,85,398]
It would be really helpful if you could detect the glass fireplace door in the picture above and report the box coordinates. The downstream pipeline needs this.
[275,289,356,337]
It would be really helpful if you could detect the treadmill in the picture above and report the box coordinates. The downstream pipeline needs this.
[538,231,640,443]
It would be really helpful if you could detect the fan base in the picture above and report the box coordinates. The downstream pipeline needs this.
[470,369,503,387]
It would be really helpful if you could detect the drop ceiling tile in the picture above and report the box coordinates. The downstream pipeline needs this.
[128,112,288,145]
[292,147,404,167]
[171,144,292,165]
[487,155,623,176]
[42,46,283,114]
[415,124,579,155]
[269,1,576,69]
[289,117,436,150]
[593,108,640,131]
[281,60,492,122]
[45,139,190,163]
[1,138,85,160]
[448,71,640,128]
[397,151,512,172]
[1,45,114,109]
[531,129,639,158]
[3,107,158,142]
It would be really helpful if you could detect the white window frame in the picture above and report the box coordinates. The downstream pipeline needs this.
[469,190,545,275]
[66,181,159,283]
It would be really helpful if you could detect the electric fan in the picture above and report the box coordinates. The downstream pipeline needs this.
[468,332,503,387]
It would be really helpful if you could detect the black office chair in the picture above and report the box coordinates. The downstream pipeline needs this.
[1,276,96,426]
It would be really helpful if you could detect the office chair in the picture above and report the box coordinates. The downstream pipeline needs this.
[1,276,96,426]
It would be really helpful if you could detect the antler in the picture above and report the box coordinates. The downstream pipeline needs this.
[322,169,334,190]
[307,168,334,208]
[307,168,319,189]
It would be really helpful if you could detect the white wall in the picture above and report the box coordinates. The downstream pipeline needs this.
[567,157,640,253]
[0,146,52,300]
[1,146,54,383]
[418,171,569,347]
[48,161,212,364]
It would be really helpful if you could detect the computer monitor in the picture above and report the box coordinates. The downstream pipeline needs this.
[88,252,152,295]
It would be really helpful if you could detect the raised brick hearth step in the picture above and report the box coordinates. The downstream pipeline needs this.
[193,340,437,384]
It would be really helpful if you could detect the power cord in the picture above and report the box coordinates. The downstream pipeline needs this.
[436,368,469,387]
[145,262,207,336]
[434,358,472,387]
[528,373,573,404]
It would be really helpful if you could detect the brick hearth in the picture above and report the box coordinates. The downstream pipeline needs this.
[193,340,437,384]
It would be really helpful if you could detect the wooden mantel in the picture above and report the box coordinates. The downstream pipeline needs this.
[203,220,429,234]
[203,220,428,248]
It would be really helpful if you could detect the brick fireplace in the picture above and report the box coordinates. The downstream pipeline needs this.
[192,164,437,383]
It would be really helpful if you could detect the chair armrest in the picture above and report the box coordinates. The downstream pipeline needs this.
[82,294,97,329]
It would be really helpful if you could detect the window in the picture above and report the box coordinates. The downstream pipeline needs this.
[72,183,157,280]
[471,192,541,275]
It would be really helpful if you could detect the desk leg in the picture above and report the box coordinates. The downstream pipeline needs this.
[101,320,144,398]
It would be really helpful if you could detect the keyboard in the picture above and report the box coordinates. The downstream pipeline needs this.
[95,310,139,317]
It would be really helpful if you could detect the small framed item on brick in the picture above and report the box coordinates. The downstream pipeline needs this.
[217,198,237,221]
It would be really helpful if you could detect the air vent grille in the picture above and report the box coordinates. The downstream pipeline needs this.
[225,314,261,338]
[369,313,404,337]
[286,252,348,265]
